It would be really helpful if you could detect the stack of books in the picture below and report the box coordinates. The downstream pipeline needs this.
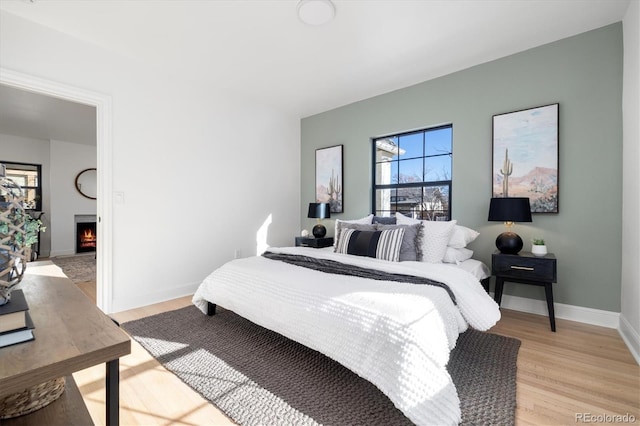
[0,289,35,348]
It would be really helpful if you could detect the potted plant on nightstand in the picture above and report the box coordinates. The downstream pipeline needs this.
[531,238,547,257]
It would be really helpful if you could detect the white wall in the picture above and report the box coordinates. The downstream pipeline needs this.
[0,11,301,312]
[0,133,51,257]
[49,139,97,256]
[621,0,640,362]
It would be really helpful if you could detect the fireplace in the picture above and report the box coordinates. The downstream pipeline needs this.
[76,221,97,253]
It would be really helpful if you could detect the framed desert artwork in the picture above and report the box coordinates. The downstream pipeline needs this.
[492,103,559,213]
[315,144,343,213]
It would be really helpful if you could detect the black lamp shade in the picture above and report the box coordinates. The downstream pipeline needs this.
[488,197,532,255]
[487,197,532,223]
[308,202,330,238]
[307,203,331,219]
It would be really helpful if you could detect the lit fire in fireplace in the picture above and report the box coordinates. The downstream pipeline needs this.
[76,221,97,253]
[80,228,97,248]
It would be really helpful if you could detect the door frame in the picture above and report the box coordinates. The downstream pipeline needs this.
[1,67,114,313]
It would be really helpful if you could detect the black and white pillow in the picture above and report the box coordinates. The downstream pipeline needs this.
[376,223,423,261]
[336,228,405,262]
[334,223,377,250]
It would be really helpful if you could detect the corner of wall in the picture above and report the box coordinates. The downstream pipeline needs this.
[619,313,640,365]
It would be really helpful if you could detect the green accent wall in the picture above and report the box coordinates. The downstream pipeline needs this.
[300,23,623,312]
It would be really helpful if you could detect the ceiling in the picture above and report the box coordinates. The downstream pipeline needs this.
[0,0,631,142]
[0,84,96,145]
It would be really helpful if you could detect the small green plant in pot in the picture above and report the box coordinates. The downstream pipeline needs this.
[531,238,547,257]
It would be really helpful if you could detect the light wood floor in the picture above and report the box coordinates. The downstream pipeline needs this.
[71,294,639,426]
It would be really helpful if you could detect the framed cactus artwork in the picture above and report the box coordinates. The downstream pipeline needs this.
[315,144,343,213]
[492,103,559,213]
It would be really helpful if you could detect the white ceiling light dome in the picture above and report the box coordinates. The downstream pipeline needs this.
[297,0,336,26]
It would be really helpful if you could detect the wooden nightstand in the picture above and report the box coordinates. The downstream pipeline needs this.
[295,237,334,248]
[492,251,558,331]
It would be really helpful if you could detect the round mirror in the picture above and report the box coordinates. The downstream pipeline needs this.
[75,168,97,200]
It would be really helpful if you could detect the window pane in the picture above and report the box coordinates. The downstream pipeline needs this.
[421,185,450,220]
[397,158,423,183]
[375,188,395,213]
[425,155,451,181]
[7,174,27,187]
[375,160,396,185]
[375,137,401,161]
[2,162,42,211]
[398,132,423,160]
[425,127,452,156]
[23,189,37,210]
[395,187,421,218]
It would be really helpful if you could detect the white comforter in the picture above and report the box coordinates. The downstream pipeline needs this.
[193,246,500,425]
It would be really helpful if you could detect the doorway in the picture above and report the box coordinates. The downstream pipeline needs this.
[0,68,114,313]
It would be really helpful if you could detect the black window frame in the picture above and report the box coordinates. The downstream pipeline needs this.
[371,124,452,221]
[1,161,43,211]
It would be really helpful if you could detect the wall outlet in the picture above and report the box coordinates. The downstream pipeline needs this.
[234,249,241,259]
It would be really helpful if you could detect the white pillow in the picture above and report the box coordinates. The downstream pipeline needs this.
[333,214,374,246]
[448,225,480,249]
[395,213,457,263]
[443,247,474,264]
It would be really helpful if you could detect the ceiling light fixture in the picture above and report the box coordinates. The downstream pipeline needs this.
[297,0,335,26]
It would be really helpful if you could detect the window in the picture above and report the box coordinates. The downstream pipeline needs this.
[1,162,42,211]
[372,125,452,220]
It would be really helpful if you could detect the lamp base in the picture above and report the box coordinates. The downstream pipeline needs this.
[312,224,327,238]
[496,231,523,254]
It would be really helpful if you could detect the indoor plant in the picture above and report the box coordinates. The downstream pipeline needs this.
[531,238,547,257]
[0,166,45,304]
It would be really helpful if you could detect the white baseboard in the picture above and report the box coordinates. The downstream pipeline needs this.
[111,281,201,314]
[497,294,640,365]
[50,249,76,258]
[497,293,620,328]
[619,314,640,365]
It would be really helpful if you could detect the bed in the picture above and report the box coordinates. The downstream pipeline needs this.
[193,216,499,425]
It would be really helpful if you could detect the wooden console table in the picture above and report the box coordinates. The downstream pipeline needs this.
[0,261,131,425]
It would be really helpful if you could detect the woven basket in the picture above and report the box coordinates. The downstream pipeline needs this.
[0,377,66,419]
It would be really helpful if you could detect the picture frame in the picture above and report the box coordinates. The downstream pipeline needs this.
[492,103,559,213]
[315,144,343,213]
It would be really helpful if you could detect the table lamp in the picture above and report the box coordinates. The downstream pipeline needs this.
[307,202,331,238]
[488,197,532,254]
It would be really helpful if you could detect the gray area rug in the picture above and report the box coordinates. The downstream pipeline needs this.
[50,255,96,283]
[122,305,520,426]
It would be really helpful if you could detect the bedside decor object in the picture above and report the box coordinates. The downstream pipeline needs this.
[315,145,343,213]
[531,238,547,257]
[308,202,331,238]
[301,229,309,237]
[488,197,532,255]
[492,103,559,213]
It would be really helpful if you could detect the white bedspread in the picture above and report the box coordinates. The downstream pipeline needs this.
[193,246,500,425]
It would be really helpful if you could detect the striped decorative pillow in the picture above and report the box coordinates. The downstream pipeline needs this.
[336,228,405,262]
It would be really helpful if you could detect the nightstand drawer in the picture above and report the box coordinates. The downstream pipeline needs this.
[492,252,557,282]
